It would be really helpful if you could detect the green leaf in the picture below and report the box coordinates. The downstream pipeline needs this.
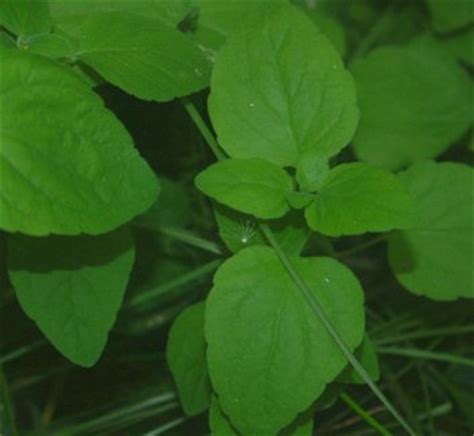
[209,395,238,436]
[304,163,414,237]
[352,37,472,170]
[214,206,310,256]
[167,302,211,416]
[296,150,330,193]
[57,11,211,102]
[339,335,380,384]
[426,0,473,33]
[196,159,293,219]
[388,161,474,301]
[205,246,365,434]
[208,4,358,167]
[0,52,159,236]
[7,228,135,367]
[0,0,51,37]
[209,395,314,436]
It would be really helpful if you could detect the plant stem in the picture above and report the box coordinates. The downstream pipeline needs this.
[143,416,187,436]
[182,97,227,160]
[340,392,392,436]
[336,235,387,258]
[375,325,474,345]
[127,259,222,308]
[377,347,474,368]
[0,339,47,365]
[159,226,223,255]
[183,99,416,436]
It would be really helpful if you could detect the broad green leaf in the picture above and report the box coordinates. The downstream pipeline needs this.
[388,161,474,301]
[296,150,330,193]
[208,4,358,167]
[196,159,293,219]
[305,163,414,237]
[338,335,380,384]
[167,302,211,416]
[206,246,365,434]
[214,206,310,256]
[0,0,51,37]
[352,37,472,170]
[57,11,211,102]
[209,395,314,436]
[0,52,159,236]
[7,228,135,367]
[426,0,472,32]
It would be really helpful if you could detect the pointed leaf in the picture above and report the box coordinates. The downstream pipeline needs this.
[7,228,135,367]
[305,163,414,236]
[58,11,211,101]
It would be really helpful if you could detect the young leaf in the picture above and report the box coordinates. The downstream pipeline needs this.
[56,11,211,102]
[196,158,293,219]
[338,335,380,384]
[0,0,51,37]
[0,52,159,236]
[426,0,472,33]
[388,161,474,301]
[167,302,211,416]
[296,150,330,193]
[214,206,310,256]
[208,4,358,167]
[304,163,414,236]
[352,37,472,170]
[439,28,474,66]
[205,246,365,434]
[7,228,135,367]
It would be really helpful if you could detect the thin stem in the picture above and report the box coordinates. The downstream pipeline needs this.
[0,339,47,365]
[340,392,392,436]
[183,99,416,436]
[336,235,387,258]
[182,97,227,160]
[260,224,415,436]
[374,325,474,345]
[159,226,223,255]
[56,393,177,434]
[377,347,474,368]
[143,416,187,436]
[127,259,222,308]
